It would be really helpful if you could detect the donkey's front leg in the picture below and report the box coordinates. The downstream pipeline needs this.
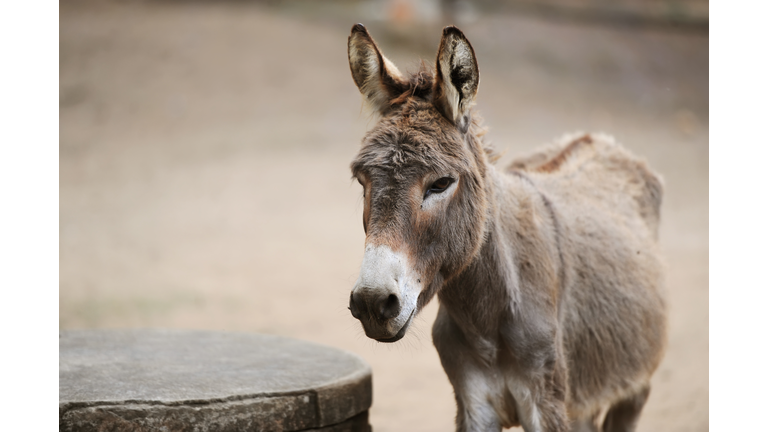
[433,306,511,432]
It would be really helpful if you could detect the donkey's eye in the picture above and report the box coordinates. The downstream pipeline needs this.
[426,177,454,198]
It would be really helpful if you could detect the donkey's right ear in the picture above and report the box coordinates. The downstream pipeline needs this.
[348,24,407,114]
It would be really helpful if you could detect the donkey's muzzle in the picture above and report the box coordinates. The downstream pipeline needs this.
[351,244,417,342]
[349,290,402,323]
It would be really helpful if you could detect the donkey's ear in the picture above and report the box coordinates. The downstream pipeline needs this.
[433,26,479,133]
[348,24,407,114]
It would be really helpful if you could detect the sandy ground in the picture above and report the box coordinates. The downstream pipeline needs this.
[60,2,708,430]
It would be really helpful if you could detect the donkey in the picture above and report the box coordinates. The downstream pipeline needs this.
[346,24,667,432]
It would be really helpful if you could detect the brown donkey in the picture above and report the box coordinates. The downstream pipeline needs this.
[346,24,666,432]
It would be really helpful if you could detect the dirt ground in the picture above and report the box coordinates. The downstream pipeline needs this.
[60,1,708,431]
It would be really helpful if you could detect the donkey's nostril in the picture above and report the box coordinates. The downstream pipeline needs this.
[349,292,362,319]
[377,293,401,320]
[351,290,400,321]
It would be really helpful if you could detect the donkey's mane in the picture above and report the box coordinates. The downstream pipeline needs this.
[389,61,435,105]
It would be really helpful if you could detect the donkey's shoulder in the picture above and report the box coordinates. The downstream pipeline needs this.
[506,133,664,237]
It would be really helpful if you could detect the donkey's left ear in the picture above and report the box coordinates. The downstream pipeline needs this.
[433,26,479,134]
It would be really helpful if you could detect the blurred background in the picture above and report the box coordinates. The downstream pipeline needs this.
[60,0,708,430]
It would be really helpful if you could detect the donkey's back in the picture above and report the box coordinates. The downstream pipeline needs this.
[508,133,662,237]
[509,133,667,422]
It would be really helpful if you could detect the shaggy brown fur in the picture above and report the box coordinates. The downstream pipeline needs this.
[346,24,666,432]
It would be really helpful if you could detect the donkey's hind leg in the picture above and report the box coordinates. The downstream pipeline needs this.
[601,385,650,432]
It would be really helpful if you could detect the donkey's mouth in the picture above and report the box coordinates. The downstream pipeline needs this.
[375,309,415,343]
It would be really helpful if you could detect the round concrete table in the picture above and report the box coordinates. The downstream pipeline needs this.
[59,330,372,432]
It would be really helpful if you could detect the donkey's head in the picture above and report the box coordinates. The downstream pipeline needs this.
[347,24,494,342]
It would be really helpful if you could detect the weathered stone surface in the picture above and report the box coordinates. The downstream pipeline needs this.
[303,412,371,432]
[59,330,372,431]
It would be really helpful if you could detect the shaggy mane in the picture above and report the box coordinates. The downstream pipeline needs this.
[389,61,435,105]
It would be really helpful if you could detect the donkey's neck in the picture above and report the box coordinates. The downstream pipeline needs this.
[437,165,562,340]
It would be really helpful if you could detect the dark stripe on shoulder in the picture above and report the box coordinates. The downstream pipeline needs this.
[510,169,568,308]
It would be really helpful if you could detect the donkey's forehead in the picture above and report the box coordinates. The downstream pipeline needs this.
[351,102,469,177]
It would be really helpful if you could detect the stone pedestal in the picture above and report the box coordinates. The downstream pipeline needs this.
[59,330,372,432]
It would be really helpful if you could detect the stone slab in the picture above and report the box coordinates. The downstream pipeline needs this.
[59,330,372,432]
